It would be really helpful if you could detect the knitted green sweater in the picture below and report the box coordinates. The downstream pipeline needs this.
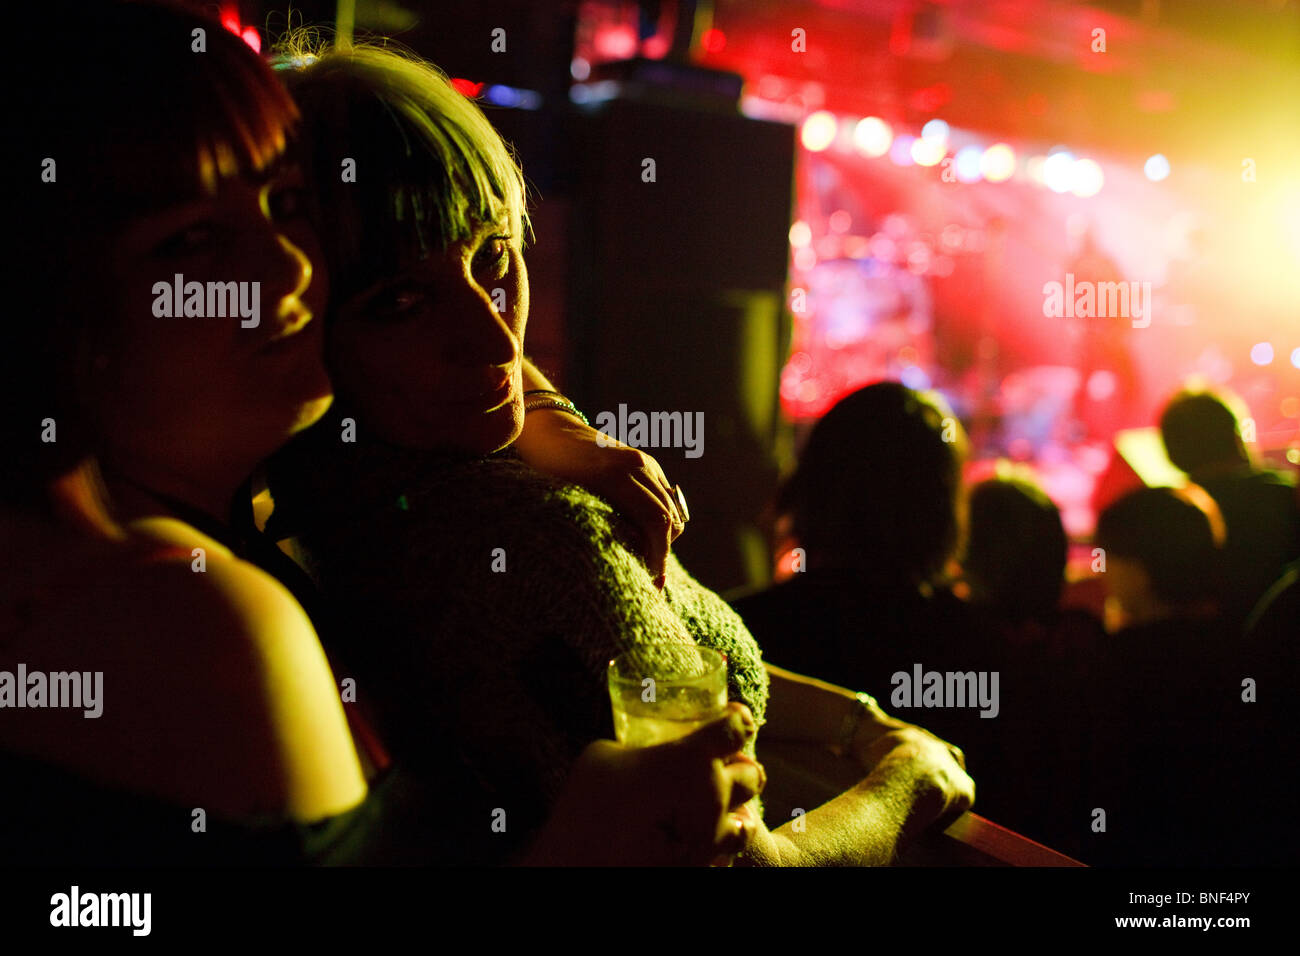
[267,436,769,862]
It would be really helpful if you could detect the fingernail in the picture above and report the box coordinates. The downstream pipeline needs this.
[730,710,754,744]
[727,713,747,746]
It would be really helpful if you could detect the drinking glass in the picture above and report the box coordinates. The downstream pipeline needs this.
[607,643,728,747]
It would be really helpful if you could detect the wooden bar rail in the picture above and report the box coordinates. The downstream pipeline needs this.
[758,738,1086,867]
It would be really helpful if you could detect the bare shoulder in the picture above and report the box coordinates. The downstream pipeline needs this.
[2,517,366,822]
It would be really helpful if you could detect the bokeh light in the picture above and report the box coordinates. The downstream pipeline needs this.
[853,117,893,157]
[1144,153,1171,182]
[801,111,838,151]
[921,118,950,144]
[981,143,1016,182]
[701,28,726,53]
[1086,369,1117,400]
[1044,151,1076,193]
[954,145,984,182]
[890,134,917,166]
[1070,158,1105,197]
[911,136,946,166]
[900,365,931,390]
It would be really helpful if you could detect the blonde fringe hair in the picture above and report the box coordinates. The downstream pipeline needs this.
[271,30,533,298]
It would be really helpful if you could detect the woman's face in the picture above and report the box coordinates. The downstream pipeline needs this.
[327,217,527,455]
[93,162,332,484]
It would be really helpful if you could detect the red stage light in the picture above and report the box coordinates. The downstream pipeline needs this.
[642,34,670,59]
[701,28,726,53]
[910,82,952,113]
[450,78,485,99]
[218,4,259,54]
[594,25,638,60]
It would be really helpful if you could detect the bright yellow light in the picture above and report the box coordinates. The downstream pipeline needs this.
[789,220,812,247]
[801,111,838,151]
[853,116,892,157]
[981,143,1016,182]
[911,137,946,166]
[1070,158,1105,197]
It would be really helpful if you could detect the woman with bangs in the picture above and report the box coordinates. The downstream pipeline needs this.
[267,39,974,866]
[3,0,363,863]
[3,1,761,867]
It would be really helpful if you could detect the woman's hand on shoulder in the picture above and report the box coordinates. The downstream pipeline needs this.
[522,703,764,866]
[512,409,685,587]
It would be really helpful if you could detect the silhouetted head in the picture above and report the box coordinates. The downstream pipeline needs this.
[1095,486,1225,625]
[963,474,1066,617]
[777,381,967,586]
[1159,387,1250,476]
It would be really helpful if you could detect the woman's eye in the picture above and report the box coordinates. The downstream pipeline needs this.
[476,236,511,279]
[373,287,425,318]
[154,222,217,257]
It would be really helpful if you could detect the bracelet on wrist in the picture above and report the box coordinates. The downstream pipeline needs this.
[522,394,590,427]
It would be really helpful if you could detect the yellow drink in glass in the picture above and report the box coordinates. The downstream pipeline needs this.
[607,644,728,747]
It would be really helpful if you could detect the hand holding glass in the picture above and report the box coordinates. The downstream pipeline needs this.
[607,644,728,747]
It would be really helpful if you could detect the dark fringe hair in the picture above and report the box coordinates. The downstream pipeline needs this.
[7,0,299,518]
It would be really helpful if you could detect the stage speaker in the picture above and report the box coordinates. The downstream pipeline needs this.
[566,97,796,591]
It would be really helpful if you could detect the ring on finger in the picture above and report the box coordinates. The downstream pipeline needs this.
[673,484,690,524]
